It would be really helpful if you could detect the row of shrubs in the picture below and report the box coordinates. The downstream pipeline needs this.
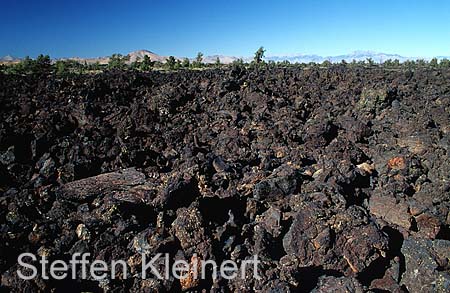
[0,52,214,75]
[2,48,450,75]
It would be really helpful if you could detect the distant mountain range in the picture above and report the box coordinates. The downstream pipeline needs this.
[1,50,449,64]
[0,55,19,62]
[266,51,416,63]
[127,50,167,63]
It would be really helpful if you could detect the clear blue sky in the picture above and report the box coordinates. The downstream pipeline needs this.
[1,0,449,58]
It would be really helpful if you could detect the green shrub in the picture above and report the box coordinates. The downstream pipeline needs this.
[165,56,177,70]
[139,55,154,71]
[192,52,203,68]
[254,46,265,64]
[108,54,129,70]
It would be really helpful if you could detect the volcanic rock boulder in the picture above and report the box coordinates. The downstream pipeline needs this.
[311,276,364,293]
[58,167,148,202]
[283,199,389,275]
[401,238,450,292]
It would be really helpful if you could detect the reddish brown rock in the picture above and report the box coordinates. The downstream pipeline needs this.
[388,157,406,170]
[368,194,412,229]
[415,213,442,239]
[58,168,147,201]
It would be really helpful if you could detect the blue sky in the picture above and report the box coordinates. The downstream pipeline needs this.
[1,0,449,58]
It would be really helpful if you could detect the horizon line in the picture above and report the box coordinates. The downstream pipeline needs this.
[2,49,450,60]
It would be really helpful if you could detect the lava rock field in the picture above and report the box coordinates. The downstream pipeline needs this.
[0,67,449,292]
